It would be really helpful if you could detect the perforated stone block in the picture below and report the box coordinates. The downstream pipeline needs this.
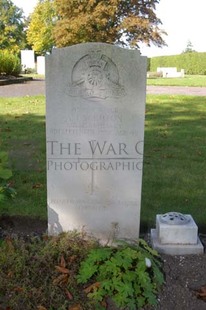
[156,214,197,245]
[151,229,204,255]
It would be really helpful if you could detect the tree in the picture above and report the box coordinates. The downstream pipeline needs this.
[0,0,27,53]
[182,40,196,53]
[53,0,166,49]
[27,0,56,54]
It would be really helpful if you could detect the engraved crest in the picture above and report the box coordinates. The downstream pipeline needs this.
[69,51,125,99]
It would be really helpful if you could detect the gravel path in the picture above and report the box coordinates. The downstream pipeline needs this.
[0,79,206,97]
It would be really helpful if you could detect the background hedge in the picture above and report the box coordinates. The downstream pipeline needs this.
[149,52,206,75]
[0,51,21,76]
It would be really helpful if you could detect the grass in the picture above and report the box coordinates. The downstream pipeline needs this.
[141,95,206,231]
[0,94,206,231]
[0,96,46,219]
[147,75,206,87]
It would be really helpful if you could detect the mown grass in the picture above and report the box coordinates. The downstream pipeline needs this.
[141,95,206,231]
[0,95,206,231]
[0,96,46,219]
[147,75,206,87]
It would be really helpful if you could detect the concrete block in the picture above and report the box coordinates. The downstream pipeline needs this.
[151,229,204,255]
[156,214,198,245]
[151,212,204,255]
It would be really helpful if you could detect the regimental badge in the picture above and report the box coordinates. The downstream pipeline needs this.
[68,50,125,100]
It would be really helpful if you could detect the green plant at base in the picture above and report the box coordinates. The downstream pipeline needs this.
[0,152,16,202]
[77,239,164,309]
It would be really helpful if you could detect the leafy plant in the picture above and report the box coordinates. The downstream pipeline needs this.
[0,51,21,76]
[0,151,16,202]
[77,239,164,309]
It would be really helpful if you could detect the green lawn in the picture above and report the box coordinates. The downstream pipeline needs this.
[0,96,47,219]
[141,95,206,231]
[147,75,206,87]
[0,95,206,231]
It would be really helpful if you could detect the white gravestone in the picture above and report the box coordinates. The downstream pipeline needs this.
[37,56,45,75]
[157,67,185,78]
[46,43,147,242]
[21,50,35,70]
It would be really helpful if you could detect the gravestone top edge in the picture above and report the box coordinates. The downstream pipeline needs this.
[49,42,145,58]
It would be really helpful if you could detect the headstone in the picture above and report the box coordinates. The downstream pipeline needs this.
[157,67,184,78]
[20,50,35,71]
[37,56,45,75]
[151,212,204,255]
[46,43,147,242]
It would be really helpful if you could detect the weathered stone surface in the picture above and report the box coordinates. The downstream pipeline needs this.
[46,43,147,242]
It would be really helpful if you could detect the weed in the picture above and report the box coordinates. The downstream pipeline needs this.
[77,239,164,309]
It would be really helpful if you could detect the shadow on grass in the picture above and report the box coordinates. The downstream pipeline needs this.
[0,108,47,219]
[141,95,206,232]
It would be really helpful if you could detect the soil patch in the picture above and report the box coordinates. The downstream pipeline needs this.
[0,215,47,237]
